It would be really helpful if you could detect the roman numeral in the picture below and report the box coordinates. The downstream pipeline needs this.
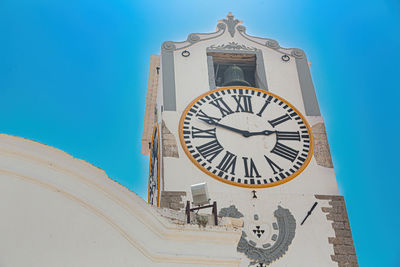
[191,126,216,139]
[276,131,300,141]
[271,142,299,162]
[216,151,237,175]
[196,139,224,162]
[264,155,283,174]
[196,110,221,124]
[209,97,234,117]
[242,157,261,178]
[268,114,291,128]
[256,99,271,117]
[232,95,253,113]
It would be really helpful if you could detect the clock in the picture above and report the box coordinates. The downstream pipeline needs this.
[148,124,161,205]
[179,86,314,188]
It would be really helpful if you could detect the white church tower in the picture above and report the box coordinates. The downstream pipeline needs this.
[142,13,358,267]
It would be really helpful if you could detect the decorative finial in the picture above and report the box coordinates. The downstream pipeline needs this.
[222,13,241,38]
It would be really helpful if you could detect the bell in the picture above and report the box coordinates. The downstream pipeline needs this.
[222,65,251,86]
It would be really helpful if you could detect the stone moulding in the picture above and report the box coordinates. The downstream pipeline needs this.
[237,206,296,266]
[236,25,305,59]
[208,42,257,51]
[160,13,306,59]
[161,23,226,52]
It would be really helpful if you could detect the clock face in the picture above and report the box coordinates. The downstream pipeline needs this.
[179,86,314,188]
[148,124,160,205]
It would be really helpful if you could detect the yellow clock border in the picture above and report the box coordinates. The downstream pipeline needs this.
[148,123,161,206]
[178,86,315,189]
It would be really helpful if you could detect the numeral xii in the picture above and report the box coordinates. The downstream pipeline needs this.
[232,95,253,113]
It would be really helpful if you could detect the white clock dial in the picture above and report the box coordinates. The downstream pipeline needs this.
[179,86,314,188]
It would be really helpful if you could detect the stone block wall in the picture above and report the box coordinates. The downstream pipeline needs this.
[161,120,179,158]
[315,195,358,267]
[312,123,334,168]
[160,191,186,211]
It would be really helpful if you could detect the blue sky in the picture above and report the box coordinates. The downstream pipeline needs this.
[1,0,399,266]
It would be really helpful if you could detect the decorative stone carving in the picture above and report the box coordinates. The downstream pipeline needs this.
[217,22,226,30]
[222,12,240,37]
[208,42,257,51]
[237,206,296,266]
[161,41,176,51]
[265,40,279,49]
[236,23,305,60]
[161,121,179,158]
[291,48,305,59]
[187,33,200,43]
[219,205,244,218]
[161,15,227,52]
[237,25,246,33]
[312,123,334,168]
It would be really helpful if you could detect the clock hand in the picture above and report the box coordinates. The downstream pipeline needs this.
[201,119,276,138]
[201,119,250,136]
[300,202,318,226]
[246,130,276,137]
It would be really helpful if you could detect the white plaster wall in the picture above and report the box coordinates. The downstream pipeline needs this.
[0,134,242,267]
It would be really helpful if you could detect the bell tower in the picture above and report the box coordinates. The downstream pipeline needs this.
[142,13,358,267]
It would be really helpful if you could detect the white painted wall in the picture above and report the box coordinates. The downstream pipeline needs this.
[0,134,242,267]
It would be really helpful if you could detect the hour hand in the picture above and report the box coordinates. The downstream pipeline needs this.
[246,130,276,137]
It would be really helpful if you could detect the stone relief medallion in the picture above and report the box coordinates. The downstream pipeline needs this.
[237,206,296,266]
[245,220,279,249]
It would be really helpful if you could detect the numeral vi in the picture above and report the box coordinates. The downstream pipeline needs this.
[243,157,261,178]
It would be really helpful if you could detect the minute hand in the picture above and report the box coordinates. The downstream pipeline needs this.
[203,120,249,136]
[213,122,250,136]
